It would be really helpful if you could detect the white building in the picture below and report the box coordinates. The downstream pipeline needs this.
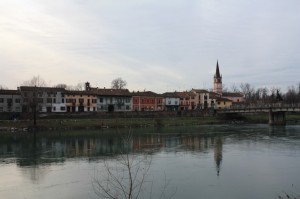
[162,92,180,111]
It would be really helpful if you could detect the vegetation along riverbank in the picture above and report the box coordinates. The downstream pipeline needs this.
[1,112,300,132]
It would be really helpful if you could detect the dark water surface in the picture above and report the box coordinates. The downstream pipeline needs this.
[1,125,300,199]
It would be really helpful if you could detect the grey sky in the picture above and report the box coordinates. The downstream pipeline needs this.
[1,0,299,92]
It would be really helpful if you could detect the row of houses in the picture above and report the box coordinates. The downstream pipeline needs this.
[0,82,244,113]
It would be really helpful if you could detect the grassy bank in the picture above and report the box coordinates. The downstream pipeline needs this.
[1,113,300,132]
[0,116,219,130]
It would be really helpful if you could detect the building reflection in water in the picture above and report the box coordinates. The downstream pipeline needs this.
[214,136,223,176]
[0,131,224,176]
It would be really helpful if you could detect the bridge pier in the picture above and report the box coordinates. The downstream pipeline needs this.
[269,110,286,125]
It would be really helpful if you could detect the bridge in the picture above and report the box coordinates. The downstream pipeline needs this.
[217,103,300,125]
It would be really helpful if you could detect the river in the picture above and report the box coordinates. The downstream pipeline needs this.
[0,125,300,199]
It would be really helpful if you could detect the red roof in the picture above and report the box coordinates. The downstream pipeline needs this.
[131,91,160,97]
[215,97,232,102]
[175,91,196,98]
[92,88,131,96]
[192,89,209,93]
[222,92,244,97]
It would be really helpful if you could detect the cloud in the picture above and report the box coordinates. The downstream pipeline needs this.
[1,0,300,92]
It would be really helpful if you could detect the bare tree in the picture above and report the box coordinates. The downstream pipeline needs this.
[62,82,85,91]
[230,84,240,93]
[20,76,48,127]
[222,83,228,93]
[240,83,255,102]
[55,83,67,89]
[284,86,299,104]
[111,78,127,89]
[261,87,269,102]
[0,85,8,90]
[92,133,176,199]
[22,75,47,87]
[74,82,85,91]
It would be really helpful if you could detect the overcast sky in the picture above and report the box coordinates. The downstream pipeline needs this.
[1,0,300,93]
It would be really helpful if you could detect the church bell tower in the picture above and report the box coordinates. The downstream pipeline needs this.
[213,61,222,95]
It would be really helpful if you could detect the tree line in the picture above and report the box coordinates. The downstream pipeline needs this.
[224,82,300,104]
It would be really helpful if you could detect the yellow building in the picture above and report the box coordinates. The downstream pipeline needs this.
[65,91,97,112]
[215,97,232,109]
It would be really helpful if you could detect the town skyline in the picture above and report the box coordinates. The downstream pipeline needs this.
[1,0,300,92]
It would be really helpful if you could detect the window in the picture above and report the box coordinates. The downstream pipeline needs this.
[62,98,65,103]
[53,98,56,103]
[67,98,76,103]
[126,98,130,103]
[126,105,130,110]
[99,98,103,103]
[38,98,43,103]
[7,98,13,104]
[79,98,84,103]
[15,98,21,103]
[175,101,178,105]
[168,101,171,105]
[0,107,3,112]
[53,107,56,111]
[92,99,97,103]
[60,106,66,111]
[0,98,4,103]
[23,98,28,103]
[47,98,52,103]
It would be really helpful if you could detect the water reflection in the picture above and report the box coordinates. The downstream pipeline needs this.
[214,136,223,176]
[1,125,300,178]
[1,125,300,199]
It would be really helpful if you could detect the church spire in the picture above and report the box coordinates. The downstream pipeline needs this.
[213,60,222,95]
[215,60,221,78]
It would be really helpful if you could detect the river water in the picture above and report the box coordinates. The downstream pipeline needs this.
[0,125,300,199]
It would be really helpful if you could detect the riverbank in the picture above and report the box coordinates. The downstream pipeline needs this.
[0,113,299,132]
